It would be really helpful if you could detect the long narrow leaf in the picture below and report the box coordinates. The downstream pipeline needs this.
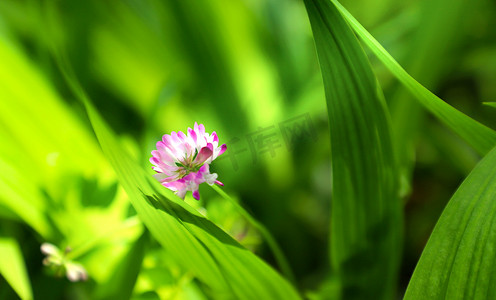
[0,237,33,300]
[48,33,300,296]
[0,158,52,238]
[83,98,300,299]
[404,145,496,299]
[330,0,496,155]
[483,102,496,109]
[304,0,402,298]
[390,0,477,193]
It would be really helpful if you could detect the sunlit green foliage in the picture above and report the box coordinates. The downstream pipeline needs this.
[0,0,495,299]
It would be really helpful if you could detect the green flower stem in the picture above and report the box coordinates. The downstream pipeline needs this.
[211,185,295,284]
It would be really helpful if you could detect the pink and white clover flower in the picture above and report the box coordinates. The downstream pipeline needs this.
[150,122,226,200]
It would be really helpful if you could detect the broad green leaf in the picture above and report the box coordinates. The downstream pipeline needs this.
[0,237,33,300]
[329,0,496,155]
[404,145,496,299]
[304,0,401,298]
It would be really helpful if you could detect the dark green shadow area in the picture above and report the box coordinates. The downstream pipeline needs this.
[139,187,243,250]
[339,215,396,299]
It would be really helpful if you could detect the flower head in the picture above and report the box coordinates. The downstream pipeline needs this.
[41,243,88,282]
[150,122,226,200]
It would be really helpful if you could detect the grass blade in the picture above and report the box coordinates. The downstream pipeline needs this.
[389,0,478,194]
[483,102,496,109]
[0,237,33,300]
[404,145,496,299]
[48,30,301,297]
[304,0,402,298]
[83,98,300,299]
[329,0,496,155]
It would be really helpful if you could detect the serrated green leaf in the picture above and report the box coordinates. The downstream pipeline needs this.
[0,237,33,300]
[304,0,402,298]
[404,145,496,299]
[330,0,496,155]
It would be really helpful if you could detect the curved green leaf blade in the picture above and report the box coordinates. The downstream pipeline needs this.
[0,158,52,238]
[304,0,402,298]
[404,145,496,299]
[389,0,479,196]
[0,237,33,300]
[46,5,299,295]
[483,102,496,109]
[82,99,300,299]
[330,0,496,155]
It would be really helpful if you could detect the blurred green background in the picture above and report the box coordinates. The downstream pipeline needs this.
[0,0,495,298]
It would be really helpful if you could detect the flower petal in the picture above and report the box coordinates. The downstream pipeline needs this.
[66,263,88,282]
[176,189,187,199]
[188,128,198,144]
[198,123,206,136]
[153,173,170,182]
[204,172,218,185]
[193,146,213,165]
[218,144,227,156]
[41,243,59,256]
[177,131,187,141]
[152,123,225,199]
[212,131,219,143]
